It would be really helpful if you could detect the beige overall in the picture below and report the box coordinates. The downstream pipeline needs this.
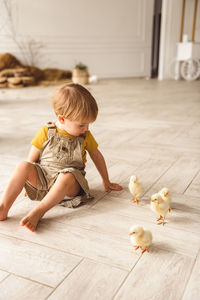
[25,122,93,208]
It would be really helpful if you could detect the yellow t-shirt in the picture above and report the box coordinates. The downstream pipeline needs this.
[31,125,98,163]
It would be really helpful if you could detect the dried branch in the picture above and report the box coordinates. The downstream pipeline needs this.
[1,0,45,66]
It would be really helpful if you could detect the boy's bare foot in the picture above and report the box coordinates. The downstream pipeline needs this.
[20,211,43,232]
[0,204,8,221]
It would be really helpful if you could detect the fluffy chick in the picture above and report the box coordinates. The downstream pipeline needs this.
[129,225,152,253]
[151,193,169,225]
[159,187,171,212]
[128,175,142,204]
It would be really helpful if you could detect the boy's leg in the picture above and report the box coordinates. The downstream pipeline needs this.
[0,161,37,220]
[20,172,80,232]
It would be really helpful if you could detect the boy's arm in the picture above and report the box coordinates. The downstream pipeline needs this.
[27,145,40,163]
[88,148,122,192]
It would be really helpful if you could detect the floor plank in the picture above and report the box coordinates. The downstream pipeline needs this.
[182,251,200,300]
[184,170,200,198]
[48,258,128,300]
[114,248,194,300]
[0,215,138,271]
[0,270,9,282]
[0,274,52,300]
[0,234,82,287]
[145,157,200,194]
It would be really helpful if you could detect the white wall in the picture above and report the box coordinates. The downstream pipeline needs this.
[1,0,199,79]
[0,0,153,78]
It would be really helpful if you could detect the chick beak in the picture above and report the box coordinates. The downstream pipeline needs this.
[164,192,167,197]
[129,232,133,236]
[151,199,155,202]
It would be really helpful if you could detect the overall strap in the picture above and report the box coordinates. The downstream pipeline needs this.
[46,122,57,139]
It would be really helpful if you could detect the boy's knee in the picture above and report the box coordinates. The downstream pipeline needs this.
[59,172,80,196]
[18,161,32,171]
[60,172,76,184]
[17,162,36,180]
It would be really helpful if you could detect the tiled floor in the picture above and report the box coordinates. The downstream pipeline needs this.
[0,78,200,300]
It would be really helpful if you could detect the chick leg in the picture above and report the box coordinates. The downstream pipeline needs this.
[157,217,166,226]
[141,247,147,254]
[134,246,140,251]
[156,215,163,221]
[131,197,139,204]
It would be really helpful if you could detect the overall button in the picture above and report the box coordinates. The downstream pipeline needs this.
[62,146,68,152]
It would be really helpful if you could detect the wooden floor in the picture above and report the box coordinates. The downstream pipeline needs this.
[0,78,200,300]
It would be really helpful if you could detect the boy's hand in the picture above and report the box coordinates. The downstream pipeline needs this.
[103,181,123,192]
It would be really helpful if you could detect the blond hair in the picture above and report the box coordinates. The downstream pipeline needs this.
[52,83,98,122]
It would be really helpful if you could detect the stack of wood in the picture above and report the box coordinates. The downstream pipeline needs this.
[0,53,37,88]
[0,53,72,89]
[0,68,35,88]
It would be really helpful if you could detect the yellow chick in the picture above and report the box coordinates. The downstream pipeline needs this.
[129,225,152,253]
[159,187,171,212]
[151,193,170,225]
[128,175,142,204]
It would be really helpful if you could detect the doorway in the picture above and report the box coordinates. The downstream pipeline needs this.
[151,0,162,77]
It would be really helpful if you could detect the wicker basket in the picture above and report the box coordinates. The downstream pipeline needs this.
[72,67,89,85]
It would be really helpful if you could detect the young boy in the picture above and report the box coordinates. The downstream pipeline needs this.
[0,83,122,232]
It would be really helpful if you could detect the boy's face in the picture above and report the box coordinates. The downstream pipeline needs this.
[59,117,91,136]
